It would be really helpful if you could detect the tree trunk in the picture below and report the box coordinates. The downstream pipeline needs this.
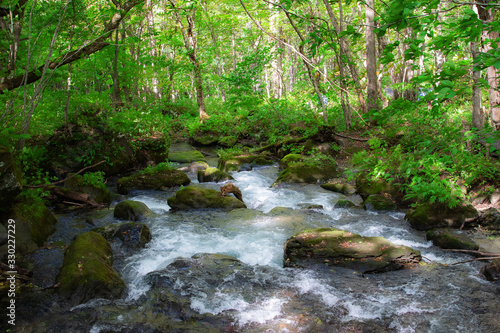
[471,40,484,130]
[111,29,123,112]
[365,0,378,112]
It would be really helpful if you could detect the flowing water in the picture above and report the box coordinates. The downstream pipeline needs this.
[17,165,500,332]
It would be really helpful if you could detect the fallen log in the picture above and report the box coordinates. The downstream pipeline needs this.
[47,186,100,208]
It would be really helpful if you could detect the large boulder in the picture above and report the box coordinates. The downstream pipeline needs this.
[114,200,153,221]
[117,168,190,195]
[355,171,391,200]
[64,174,111,204]
[283,228,421,273]
[56,231,125,304]
[167,186,246,211]
[197,167,234,183]
[0,146,23,213]
[405,203,479,231]
[273,162,339,186]
[218,154,274,172]
[168,150,206,163]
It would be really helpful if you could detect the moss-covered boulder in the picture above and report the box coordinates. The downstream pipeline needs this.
[218,136,238,148]
[56,231,125,304]
[0,146,23,213]
[405,203,479,231]
[279,154,305,169]
[117,169,190,195]
[273,162,339,186]
[3,197,58,255]
[197,167,234,183]
[218,154,274,172]
[334,199,358,208]
[481,258,500,281]
[355,171,391,200]
[64,174,111,204]
[114,200,153,221]
[426,229,478,250]
[93,222,152,248]
[167,186,246,211]
[321,181,356,195]
[168,150,206,163]
[363,194,397,211]
[284,228,421,273]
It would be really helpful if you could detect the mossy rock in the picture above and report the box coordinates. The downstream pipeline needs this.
[321,182,356,195]
[114,200,153,221]
[363,194,397,211]
[56,231,125,304]
[218,136,238,148]
[273,162,339,186]
[197,167,234,183]
[8,197,57,254]
[426,229,478,251]
[64,174,111,204]
[355,171,391,200]
[405,203,479,231]
[284,228,421,273]
[218,154,274,172]
[190,134,220,146]
[93,222,151,248]
[0,146,23,213]
[168,150,206,163]
[167,186,246,211]
[334,199,358,208]
[279,154,305,169]
[117,169,190,195]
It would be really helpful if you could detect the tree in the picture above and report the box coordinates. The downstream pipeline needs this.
[365,0,378,112]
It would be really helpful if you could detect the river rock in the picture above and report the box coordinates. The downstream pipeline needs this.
[481,258,500,281]
[167,186,246,210]
[56,232,124,304]
[284,228,421,273]
[218,136,238,148]
[426,228,478,250]
[64,174,111,204]
[321,181,356,195]
[117,169,190,194]
[114,200,153,221]
[334,199,358,208]
[177,161,209,173]
[93,222,152,248]
[218,154,274,172]
[363,194,397,211]
[168,150,206,163]
[0,146,23,213]
[405,203,479,231]
[279,154,305,169]
[197,167,234,183]
[474,207,500,231]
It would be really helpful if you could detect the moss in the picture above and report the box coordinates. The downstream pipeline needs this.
[218,136,238,148]
[355,171,390,200]
[426,229,477,250]
[363,194,397,211]
[56,231,125,304]
[117,169,190,194]
[279,154,305,169]
[168,150,206,163]
[218,154,274,172]
[334,200,357,208]
[167,186,246,210]
[273,162,339,186]
[114,200,153,221]
[64,174,111,204]
[405,203,479,231]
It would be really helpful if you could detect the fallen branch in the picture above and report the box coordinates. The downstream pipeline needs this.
[47,186,100,208]
[24,160,105,189]
[255,136,310,153]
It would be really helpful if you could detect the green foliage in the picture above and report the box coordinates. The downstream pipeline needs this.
[82,171,106,188]
[142,162,176,175]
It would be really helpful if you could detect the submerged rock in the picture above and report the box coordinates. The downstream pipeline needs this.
[197,167,234,183]
[405,203,479,231]
[167,186,246,210]
[114,200,153,221]
[93,222,152,248]
[117,169,190,194]
[284,228,421,273]
[56,231,125,304]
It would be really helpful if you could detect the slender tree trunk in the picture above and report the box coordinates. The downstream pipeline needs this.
[204,5,226,101]
[111,29,123,112]
[365,0,378,112]
[471,39,483,130]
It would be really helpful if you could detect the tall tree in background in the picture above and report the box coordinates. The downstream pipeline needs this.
[167,0,209,121]
[365,0,378,113]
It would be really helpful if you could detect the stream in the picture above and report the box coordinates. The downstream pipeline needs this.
[18,164,500,332]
